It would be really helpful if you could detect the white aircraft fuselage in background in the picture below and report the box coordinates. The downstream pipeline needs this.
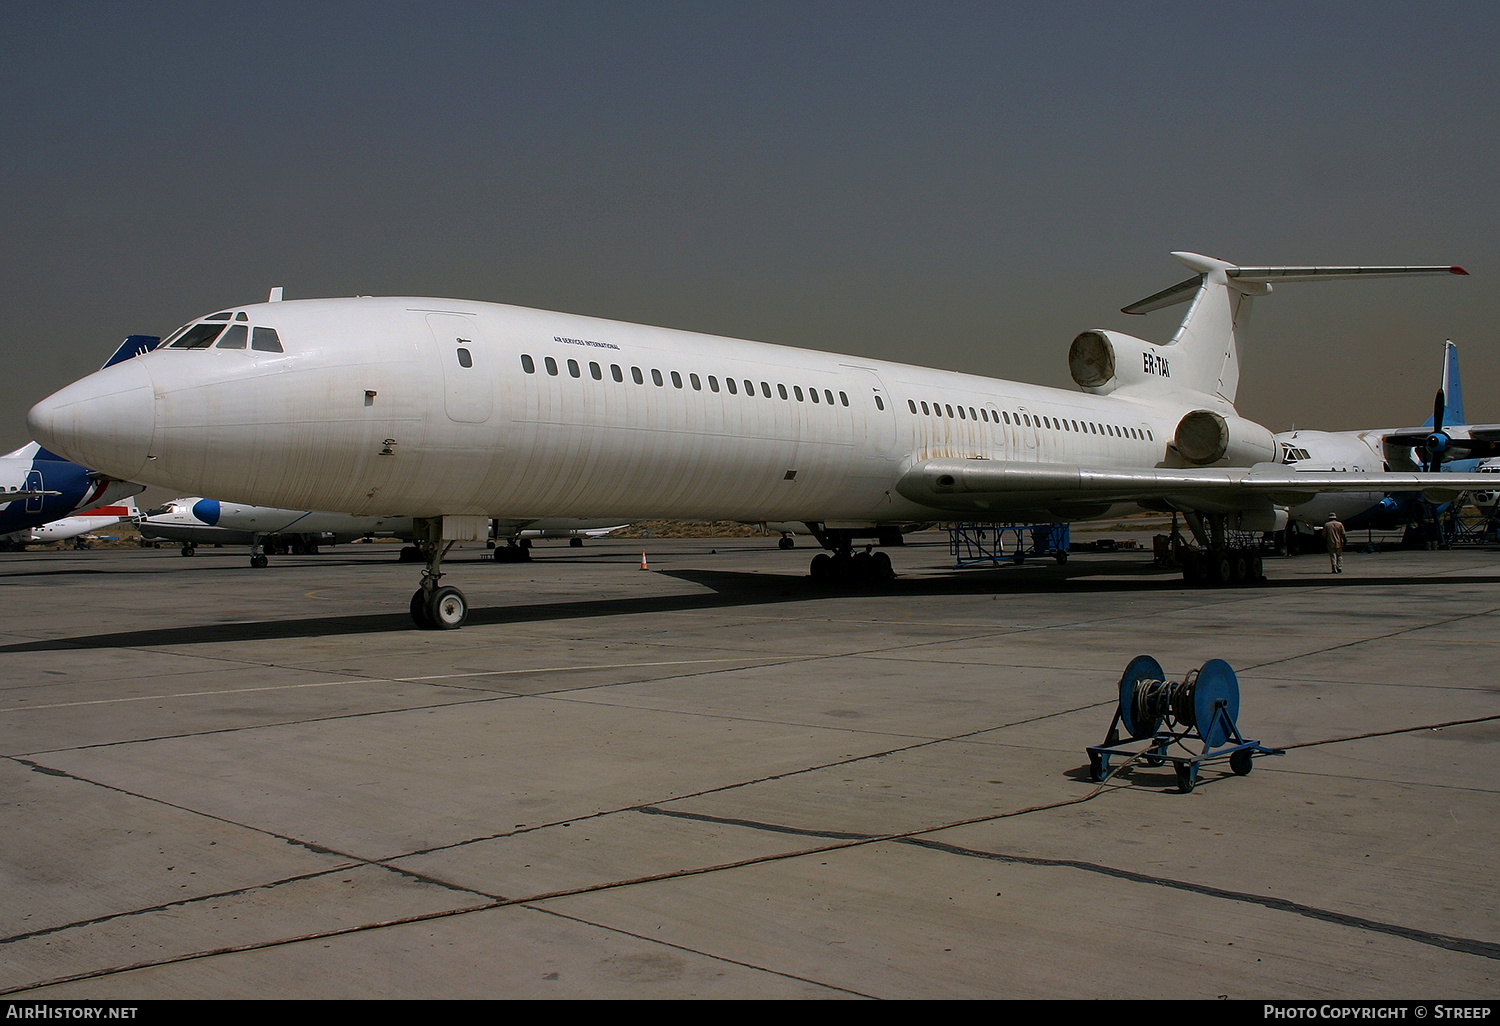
[27,252,1491,627]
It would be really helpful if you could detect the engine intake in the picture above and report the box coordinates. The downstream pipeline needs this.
[1069,330,1173,395]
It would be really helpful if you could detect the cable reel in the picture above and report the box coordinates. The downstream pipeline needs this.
[1089,655,1280,793]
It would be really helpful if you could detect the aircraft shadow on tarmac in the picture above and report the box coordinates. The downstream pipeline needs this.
[2,555,1497,654]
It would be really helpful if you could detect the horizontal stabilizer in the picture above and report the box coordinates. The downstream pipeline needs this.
[1123,256,1467,315]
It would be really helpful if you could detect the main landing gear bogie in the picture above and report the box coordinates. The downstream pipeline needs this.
[809,547,895,586]
[1179,547,1263,588]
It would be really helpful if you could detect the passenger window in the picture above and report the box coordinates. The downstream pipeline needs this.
[632,367,644,384]
[457,348,473,368]
[611,364,623,382]
[521,354,535,373]
[672,371,683,388]
[957,406,966,420]
[825,390,835,405]
[690,373,701,390]
[761,381,771,398]
[590,362,602,380]
[651,369,664,386]
[250,327,283,353]
[567,359,580,377]
[921,401,930,415]
[545,356,558,375]
[908,399,917,413]
[839,392,849,407]
[794,386,803,401]
[710,376,721,392]
[875,396,885,411]
[215,325,248,349]
[778,384,788,400]
[810,387,820,404]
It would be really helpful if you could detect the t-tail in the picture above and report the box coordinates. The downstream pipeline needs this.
[1068,252,1467,409]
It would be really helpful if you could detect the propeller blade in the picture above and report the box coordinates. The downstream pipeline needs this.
[1426,388,1446,470]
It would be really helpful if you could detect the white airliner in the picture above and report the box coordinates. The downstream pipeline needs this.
[27,252,1493,628]
[0,498,137,551]
[135,497,626,566]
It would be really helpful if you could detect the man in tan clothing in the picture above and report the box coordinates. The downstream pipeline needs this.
[1325,513,1347,573]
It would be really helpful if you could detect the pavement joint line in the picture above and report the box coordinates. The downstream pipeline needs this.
[0,658,768,713]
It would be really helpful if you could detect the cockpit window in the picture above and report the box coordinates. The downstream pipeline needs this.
[250,327,283,352]
[234,312,248,321]
[205,312,233,320]
[161,323,193,347]
[215,324,248,349]
[169,323,228,349]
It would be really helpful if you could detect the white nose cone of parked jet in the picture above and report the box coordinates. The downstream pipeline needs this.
[27,358,156,481]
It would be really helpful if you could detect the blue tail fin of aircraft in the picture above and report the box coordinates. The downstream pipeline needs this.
[1422,340,1463,428]
[101,334,162,369]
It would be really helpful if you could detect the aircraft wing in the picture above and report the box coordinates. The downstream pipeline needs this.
[896,459,1497,518]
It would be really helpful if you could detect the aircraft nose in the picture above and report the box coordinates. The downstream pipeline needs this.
[27,359,156,480]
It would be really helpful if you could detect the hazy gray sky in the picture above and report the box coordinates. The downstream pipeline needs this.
[4,0,1496,450]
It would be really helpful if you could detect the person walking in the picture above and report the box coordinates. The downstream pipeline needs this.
[1325,512,1346,573]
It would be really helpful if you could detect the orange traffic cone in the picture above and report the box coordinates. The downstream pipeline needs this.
[640,551,649,570]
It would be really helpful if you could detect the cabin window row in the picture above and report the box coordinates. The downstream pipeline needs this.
[904,397,1153,442]
[519,354,852,408]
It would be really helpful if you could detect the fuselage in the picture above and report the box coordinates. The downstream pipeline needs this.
[27,297,1236,526]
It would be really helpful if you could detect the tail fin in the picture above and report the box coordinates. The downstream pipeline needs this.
[101,334,162,369]
[1120,253,1467,406]
[1433,339,1464,426]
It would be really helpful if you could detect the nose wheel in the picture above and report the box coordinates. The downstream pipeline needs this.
[411,584,468,629]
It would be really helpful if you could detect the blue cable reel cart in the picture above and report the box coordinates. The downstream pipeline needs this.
[1087,656,1283,793]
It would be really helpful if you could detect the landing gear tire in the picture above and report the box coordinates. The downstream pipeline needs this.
[427,586,468,629]
[1181,552,1202,585]
[1211,554,1233,587]
[569,537,583,548]
[778,536,795,550]
[181,544,196,557]
[810,552,834,581]
[250,554,268,568]
[410,588,433,628]
[411,586,468,629]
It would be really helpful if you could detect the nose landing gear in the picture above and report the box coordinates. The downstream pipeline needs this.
[410,538,467,629]
[407,517,484,629]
